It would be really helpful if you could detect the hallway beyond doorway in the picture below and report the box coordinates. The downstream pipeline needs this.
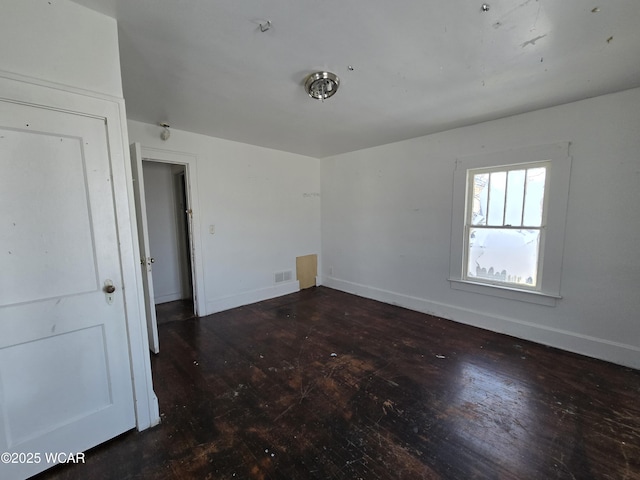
[155,299,195,325]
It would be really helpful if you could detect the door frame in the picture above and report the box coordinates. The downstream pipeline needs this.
[0,71,160,431]
[138,146,206,318]
[173,168,194,303]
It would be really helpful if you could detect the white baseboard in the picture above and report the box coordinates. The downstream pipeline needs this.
[154,292,183,304]
[322,276,640,370]
[148,392,161,429]
[206,281,300,314]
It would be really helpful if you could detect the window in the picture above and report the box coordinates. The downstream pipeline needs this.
[466,162,548,289]
[449,143,572,306]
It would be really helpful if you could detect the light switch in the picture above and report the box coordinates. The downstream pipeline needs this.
[209,224,215,235]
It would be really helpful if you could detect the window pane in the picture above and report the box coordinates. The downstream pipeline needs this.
[505,169,525,226]
[467,228,540,287]
[523,167,546,226]
[487,171,506,225]
[471,173,488,225]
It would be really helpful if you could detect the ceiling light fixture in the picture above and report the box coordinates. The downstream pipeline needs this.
[305,72,340,101]
[160,122,171,141]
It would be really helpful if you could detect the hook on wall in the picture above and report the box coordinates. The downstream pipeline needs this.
[259,20,272,32]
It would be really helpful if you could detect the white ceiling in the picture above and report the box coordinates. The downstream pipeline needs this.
[71,0,640,158]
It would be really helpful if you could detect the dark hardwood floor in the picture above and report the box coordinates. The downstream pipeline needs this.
[36,286,640,479]
[155,299,195,325]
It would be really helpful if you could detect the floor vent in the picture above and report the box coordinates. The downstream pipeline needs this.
[275,270,292,284]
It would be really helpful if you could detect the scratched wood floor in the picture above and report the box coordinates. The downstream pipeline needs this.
[36,286,640,480]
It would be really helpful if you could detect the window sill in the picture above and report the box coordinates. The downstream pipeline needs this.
[449,279,561,306]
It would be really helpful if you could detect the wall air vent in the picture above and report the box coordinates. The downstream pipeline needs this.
[275,270,293,284]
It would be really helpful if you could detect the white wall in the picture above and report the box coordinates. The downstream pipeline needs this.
[0,0,123,98]
[322,87,640,369]
[128,120,321,314]
[142,162,186,304]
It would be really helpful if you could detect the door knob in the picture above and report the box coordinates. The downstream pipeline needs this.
[103,280,116,305]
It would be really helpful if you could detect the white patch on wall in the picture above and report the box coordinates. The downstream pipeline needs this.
[274,270,293,284]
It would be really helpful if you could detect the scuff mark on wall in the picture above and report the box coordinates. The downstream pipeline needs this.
[521,34,547,48]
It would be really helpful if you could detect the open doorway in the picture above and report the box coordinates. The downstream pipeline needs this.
[130,143,206,354]
[142,161,195,325]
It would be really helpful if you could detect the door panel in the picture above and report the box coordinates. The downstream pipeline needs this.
[1,129,98,304]
[0,100,135,479]
[0,326,111,446]
[130,143,159,354]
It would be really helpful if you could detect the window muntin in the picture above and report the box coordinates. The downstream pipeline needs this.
[464,162,549,289]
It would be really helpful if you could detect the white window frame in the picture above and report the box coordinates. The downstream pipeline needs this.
[449,143,572,306]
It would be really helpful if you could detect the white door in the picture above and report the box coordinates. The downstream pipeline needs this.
[130,143,160,354]
[0,100,135,479]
